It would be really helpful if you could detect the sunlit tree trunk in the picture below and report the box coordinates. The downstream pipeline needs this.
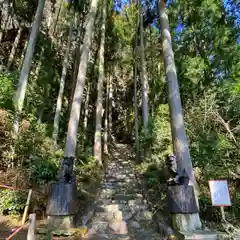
[51,0,63,38]
[18,37,29,70]
[0,0,9,43]
[104,76,109,154]
[139,1,149,137]
[13,0,45,137]
[158,0,201,231]
[70,45,82,105]
[7,26,23,69]
[82,83,91,149]
[52,27,73,145]
[64,0,99,157]
[108,72,113,140]
[134,61,140,162]
[94,0,107,165]
[34,47,45,81]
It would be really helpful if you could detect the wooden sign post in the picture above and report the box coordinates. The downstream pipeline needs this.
[208,180,231,221]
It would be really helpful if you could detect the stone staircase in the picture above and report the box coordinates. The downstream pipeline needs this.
[86,144,163,240]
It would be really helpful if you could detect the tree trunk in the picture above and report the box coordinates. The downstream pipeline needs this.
[34,47,45,81]
[0,0,9,43]
[7,26,23,69]
[134,61,140,162]
[104,75,109,154]
[13,0,45,137]
[108,72,113,140]
[139,1,149,137]
[83,83,91,149]
[18,37,29,70]
[51,0,63,37]
[52,27,73,145]
[70,45,82,105]
[94,0,107,165]
[158,0,201,231]
[64,0,99,157]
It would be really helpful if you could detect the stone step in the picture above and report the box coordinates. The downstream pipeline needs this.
[112,193,144,201]
[88,233,131,240]
[95,205,128,214]
[180,230,219,240]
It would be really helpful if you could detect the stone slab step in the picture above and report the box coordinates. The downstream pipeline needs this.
[180,230,218,240]
[88,233,131,240]
[112,194,143,201]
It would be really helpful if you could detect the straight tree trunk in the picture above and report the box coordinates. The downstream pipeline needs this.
[52,27,73,145]
[34,47,45,81]
[51,0,63,37]
[70,45,82,105]
[139,1,149,137]
[94,0,107,165]
[0,0,9,43]
[18,37,29,70]
[7,26,23,69]
[108,73,113,140]
[134,61,140,162]
[13,0,45,137]
[82,83,91,149]
[104,76,109,154]
[158,0,201,231]
[64,0,100,157]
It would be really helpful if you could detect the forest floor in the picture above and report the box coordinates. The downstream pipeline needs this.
[0,215,27,239]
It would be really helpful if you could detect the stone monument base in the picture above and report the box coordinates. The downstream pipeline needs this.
[172,213,201,232]
[47,215,76,232]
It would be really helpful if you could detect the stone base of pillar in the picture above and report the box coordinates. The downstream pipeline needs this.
[172,213,202,232]
[167,185,202,232]
[47,215,76,232]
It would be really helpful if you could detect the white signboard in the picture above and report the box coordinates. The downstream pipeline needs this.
[208,180,231,206]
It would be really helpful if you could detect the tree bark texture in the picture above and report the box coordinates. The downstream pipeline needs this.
[158,0,201,231]
[104,75,109,154]
[52,27,73,145]
[83,83,91,148]
[0,0,9,43]
[108,73,113,139]
[139,2,149,137]
[7,26,23,69]
[94,0,107,165]
[64,0,99,157]
[134,61,140,162]
[13,0,45,137]
[158,0,197,189]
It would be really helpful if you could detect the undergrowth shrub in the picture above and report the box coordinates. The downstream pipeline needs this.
[139,104,172,166]
[0,189,26,216]
[0,72,16,110]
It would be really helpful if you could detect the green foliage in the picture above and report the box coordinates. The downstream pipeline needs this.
[0,190,25,216]
[29,158,59,185]
[75,155,102,183]
[140,104,172,165]
[114,4,137,45]
[0,73,16,110]
[13,0,38,22]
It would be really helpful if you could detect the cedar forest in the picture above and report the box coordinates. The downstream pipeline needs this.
[0,0,240,238]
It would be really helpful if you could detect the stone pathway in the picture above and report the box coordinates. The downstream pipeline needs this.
[86,144,162,240]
